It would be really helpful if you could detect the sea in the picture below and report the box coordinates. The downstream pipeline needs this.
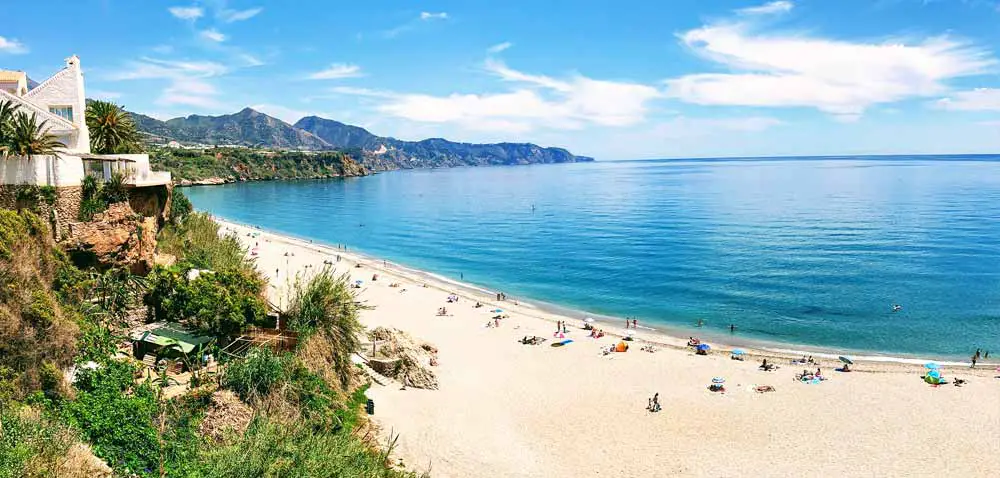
[184,156,1000,359]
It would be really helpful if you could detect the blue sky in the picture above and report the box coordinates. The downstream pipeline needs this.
[3,0,1000,159]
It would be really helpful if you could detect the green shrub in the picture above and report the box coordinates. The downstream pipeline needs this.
[100,171,129,204]
[285,268,366,388]
[169,190,193,225]
[145,266,266,340]
[197,416,418,478]
[221,348,289,402]
[62,361,160,475]
[157,213,255,274]
[0,407,78,478]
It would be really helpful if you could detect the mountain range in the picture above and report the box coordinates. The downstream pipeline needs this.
[132,107,593,170]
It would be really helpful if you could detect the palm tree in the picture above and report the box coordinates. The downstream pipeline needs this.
[0,99,21,158]
[86,100,140,154]
[7,111,66,157]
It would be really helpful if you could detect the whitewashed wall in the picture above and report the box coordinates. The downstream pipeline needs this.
[0,155,86,186]
[23,57,90,154]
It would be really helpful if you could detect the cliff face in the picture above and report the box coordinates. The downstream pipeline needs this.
[63,203,157,275]
[152,148,370,185]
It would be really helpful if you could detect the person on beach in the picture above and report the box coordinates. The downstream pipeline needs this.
[633,319,638,329]
[730,324,736,333]
[971,354,977,368]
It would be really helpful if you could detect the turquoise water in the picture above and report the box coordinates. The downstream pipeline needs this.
[185,157,1000,358]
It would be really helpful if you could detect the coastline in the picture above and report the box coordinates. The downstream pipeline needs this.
[213,214,987,366]
[217,216,1000,477]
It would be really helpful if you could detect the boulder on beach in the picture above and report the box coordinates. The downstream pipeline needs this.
[367,327,439,390]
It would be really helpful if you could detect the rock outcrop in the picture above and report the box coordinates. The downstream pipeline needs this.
[367,327,439,390]
[63,202,157,274]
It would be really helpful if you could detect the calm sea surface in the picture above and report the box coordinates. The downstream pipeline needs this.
[185,157,1000,358]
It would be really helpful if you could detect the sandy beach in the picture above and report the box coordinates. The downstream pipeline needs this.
[219,219,1000,478]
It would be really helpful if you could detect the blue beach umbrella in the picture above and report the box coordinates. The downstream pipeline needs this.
[924,362,940,370]
[732,349,745,356]
[712,377,725,384]
[696,344,711,351]
[926,369,941,379]
[492,309,503,313]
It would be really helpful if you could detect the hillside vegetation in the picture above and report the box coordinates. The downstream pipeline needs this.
[0,206,421,477]
[150,147,369,184]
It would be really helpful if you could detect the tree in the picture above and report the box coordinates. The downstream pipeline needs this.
[0,99,20,158]
[6,111,66,157]
[86,100,141,154]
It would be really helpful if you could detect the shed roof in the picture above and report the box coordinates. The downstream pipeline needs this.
[131,322,213,354]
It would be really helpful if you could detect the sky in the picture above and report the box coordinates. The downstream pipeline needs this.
[3,0,1000,159]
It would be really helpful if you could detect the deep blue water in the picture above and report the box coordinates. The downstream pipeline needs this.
[185,156,1000,358]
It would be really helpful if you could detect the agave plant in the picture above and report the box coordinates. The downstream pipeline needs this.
[86,100,140,154]
[7,111,66,157]
[0,99,20,158]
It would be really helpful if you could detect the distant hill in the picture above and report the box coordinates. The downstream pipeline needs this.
[129,107,593,170]
[294,116,591,169]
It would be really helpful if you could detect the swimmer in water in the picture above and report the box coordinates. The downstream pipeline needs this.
[891,304,902,312]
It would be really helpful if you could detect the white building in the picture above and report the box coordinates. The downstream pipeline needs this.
[0,55,170,188]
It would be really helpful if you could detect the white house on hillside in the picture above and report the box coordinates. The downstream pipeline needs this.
[0,55,170,188]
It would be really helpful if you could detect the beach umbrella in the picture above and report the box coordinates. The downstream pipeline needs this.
[354,280,363,285]
[927,369,941,379]
[492,309,503,313]
[732,349,745,355]
[712,377,725,384]
[839,356,854,365]
[624,330,636,336]
[696,344,711,351]
[924,362,940,370]
[584,317,595,323]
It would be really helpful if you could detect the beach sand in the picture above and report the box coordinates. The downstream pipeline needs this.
[220,219,1000,478]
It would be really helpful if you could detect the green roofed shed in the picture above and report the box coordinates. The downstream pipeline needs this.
[131,322,213,359]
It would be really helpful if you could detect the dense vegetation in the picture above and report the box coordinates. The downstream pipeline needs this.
[0,204,420,476]
[149,146,368,183]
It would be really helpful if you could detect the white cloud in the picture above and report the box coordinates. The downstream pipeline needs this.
[220,7,263,22]
[200,29,227,42]
[665,11,996,119]
[0,36,27,54]
[168,6,203,20]
[738,1,794,15]
[331,60,662,133]
[308,63,363,80]
[89,90,123,100]
[238,53,265,67]
[107,58,229,81]
[107,58,229,111]
[420,12,448,20]
[935,88,1000,111]
[488,42,513,54]
[157,78,224,108]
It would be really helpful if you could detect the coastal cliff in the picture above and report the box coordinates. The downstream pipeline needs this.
[150,147,370,185]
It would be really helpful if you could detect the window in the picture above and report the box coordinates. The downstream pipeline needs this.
[49,106,73,122]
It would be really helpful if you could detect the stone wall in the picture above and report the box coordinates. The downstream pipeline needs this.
[0,184,82,240]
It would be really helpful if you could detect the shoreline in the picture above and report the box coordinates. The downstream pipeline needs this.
[218,216,1000,477]
[212,215,990,368]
